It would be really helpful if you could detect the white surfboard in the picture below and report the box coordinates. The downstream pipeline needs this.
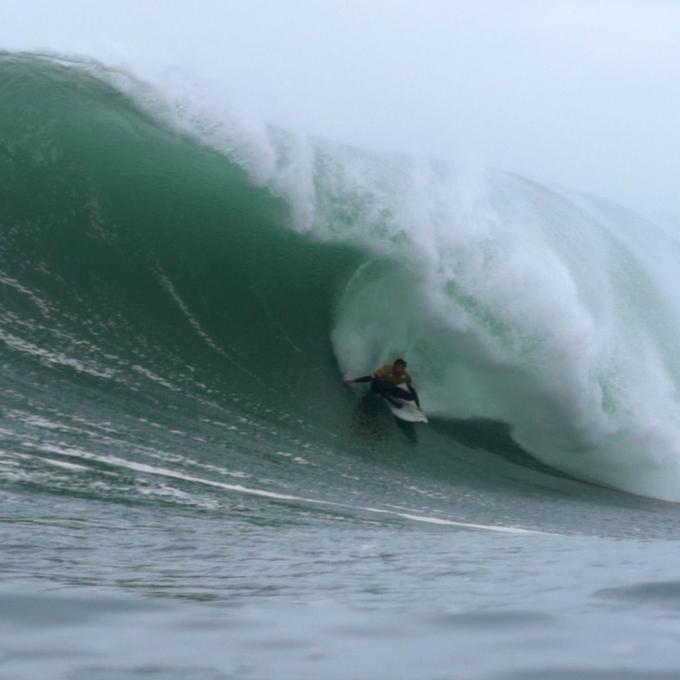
[384,385,428,423]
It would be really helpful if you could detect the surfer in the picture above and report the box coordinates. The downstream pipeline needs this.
[343,358,421,410]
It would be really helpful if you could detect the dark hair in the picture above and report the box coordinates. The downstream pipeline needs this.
[393,358,407,367]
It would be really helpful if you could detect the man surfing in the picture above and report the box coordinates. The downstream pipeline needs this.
[343,358,422,411]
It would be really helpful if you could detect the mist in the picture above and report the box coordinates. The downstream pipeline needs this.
[2,0,680,215]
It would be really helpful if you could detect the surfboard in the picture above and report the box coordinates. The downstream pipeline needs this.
[384,385,428,423]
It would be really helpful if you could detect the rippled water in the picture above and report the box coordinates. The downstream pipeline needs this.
[4,479,680,679]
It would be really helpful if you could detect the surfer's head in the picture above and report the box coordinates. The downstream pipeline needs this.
[393,358,407,376]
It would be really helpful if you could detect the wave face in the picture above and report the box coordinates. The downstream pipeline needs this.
[3,54,680,503]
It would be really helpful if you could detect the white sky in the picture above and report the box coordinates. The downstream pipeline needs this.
[3,0,680,215]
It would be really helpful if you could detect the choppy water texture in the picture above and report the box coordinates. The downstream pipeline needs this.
[2,55,680,679]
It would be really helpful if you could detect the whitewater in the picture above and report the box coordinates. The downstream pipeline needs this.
[3,46,680,679]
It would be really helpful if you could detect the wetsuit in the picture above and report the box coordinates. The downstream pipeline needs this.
[353,364,420,408]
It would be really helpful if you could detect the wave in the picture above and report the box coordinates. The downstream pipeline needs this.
[3,53,680,502]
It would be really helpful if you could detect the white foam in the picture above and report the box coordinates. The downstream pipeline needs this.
[0,328,114,379]
[131,365,178,391]
[0,271,52,316]
[30,441,543,535]
[41,458,88,471]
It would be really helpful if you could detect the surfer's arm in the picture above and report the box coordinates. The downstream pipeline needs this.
[344,375,373,384]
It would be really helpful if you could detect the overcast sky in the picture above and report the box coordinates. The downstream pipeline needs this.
[3,0,680,215]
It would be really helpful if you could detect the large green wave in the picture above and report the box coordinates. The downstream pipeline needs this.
[5,55,680,504]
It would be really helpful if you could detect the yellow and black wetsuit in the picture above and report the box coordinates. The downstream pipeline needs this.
[353,364,420,407]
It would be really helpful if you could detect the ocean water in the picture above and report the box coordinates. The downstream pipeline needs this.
[3,54,680,679]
